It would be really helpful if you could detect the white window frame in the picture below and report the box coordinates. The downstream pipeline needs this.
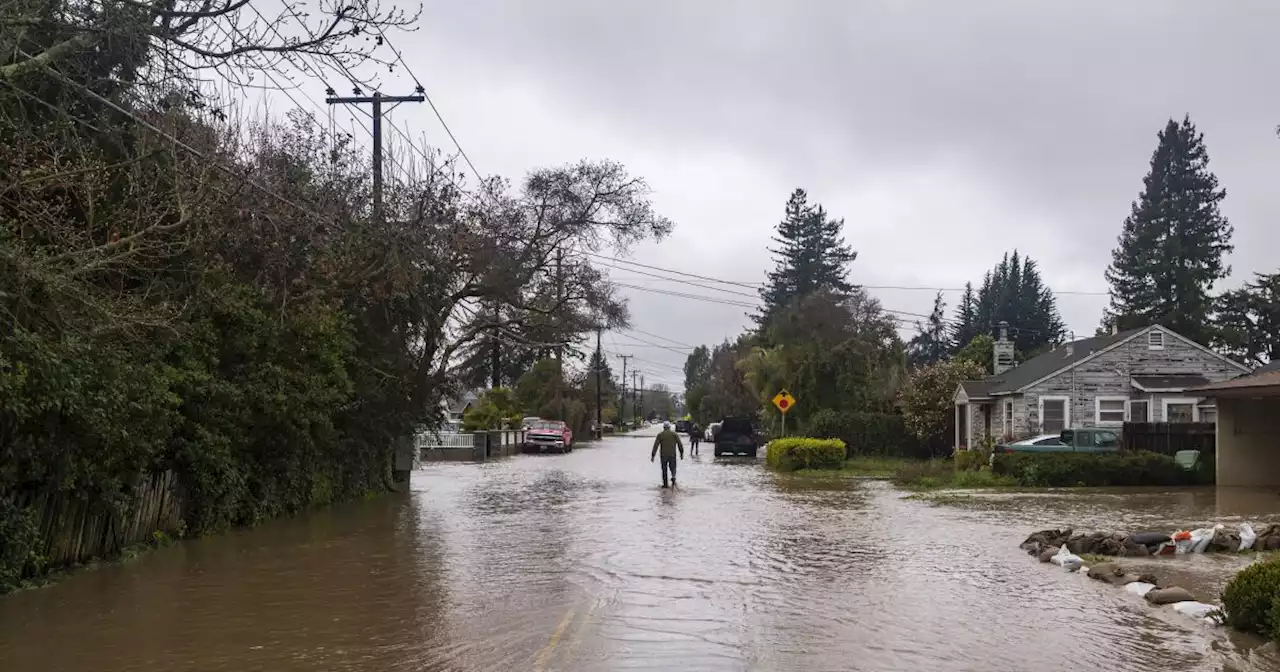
[1003,400,1014,437]
[1161,397,1200,423]
[1126,399,1152,422]
[1148,330,1165,350]
[1038,396,1071,434]
[1095,396,1128,426]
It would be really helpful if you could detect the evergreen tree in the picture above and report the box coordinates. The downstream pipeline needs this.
[907,292,951,367]
[1104,116,1233,343]
[757,188,857,327]
[582,346,618,422]
[1215,271,1280,366]
[950,282,980,352]
[957,252,1063,355]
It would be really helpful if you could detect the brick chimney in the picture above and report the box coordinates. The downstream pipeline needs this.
[993,321,1016,376]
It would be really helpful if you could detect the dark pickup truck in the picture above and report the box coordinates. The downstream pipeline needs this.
[713,417,760,457]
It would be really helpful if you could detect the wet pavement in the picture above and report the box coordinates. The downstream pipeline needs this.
[2,428,1280,671]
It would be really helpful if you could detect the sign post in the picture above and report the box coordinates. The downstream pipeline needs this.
[771,390,796,437]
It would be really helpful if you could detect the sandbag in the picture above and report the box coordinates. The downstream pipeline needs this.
[1188,525,1221,553]
[1171,601,1221,620]
[1146,587,1195,605]
[1128,531,1172,546]
[1125,582,1157,597]
[1240,523,1257,551]
[1173,530,1193,555]
[1051,545,1083,571]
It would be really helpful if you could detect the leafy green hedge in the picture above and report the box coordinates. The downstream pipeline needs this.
[1222,558,1280,640]
[766,437,846,472]
[806,410,922,459]
[991,451,1194,487]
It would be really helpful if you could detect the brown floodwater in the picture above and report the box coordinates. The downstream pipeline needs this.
[2,430,1280,671]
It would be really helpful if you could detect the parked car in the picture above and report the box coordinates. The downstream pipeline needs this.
[714,417,759,457]
[674,420,691,433]
[523,420,573,454]
[705,422,721,442]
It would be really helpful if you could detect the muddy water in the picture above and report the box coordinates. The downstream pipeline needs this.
[2,432,1279,671]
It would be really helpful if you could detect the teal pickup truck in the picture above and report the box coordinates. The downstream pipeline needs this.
[993,428,1121,455]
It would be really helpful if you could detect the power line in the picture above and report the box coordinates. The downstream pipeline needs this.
[618,326,696,349]
[585,251,1110,297]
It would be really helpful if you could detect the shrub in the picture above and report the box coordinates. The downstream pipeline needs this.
[766,437,846,472]
[954,449,990,472]
[0,500,41,593]
[991,451,1189,487]
[806,409,923,459]
[1222,558,1280,639]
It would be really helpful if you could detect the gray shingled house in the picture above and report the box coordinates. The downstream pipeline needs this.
[953,324,1250,450]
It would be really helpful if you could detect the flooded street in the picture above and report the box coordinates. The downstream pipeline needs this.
[3,429,1279,671]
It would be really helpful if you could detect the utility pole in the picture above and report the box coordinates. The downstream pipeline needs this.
[595,327,603,438]
[639,374,645,425]
[618,354,632,428]
[631,370,639,427]
[325,88,425,225]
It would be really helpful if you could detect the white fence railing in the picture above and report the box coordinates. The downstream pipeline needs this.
[416,431,476,451]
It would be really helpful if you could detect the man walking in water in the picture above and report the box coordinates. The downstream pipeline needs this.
[651,422,684,488]
[689,422,701,456]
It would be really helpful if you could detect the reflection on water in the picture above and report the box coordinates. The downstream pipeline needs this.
[1,437,1278,671]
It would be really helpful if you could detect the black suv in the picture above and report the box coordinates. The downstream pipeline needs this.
[713,417,759,457]
[674,420,691,433]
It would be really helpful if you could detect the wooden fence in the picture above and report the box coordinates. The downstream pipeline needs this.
[1122,422,1216,456]
[14,470,184,570]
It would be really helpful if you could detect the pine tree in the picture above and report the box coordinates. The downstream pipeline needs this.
[958,252,1063,355]
[950,282,979,351]
[1104,116,1233,343]
[1215,271,1280,366]
[907,292,951,367]
[757,188,857,327]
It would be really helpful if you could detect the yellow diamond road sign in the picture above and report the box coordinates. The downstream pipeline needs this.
[772,390,795,414]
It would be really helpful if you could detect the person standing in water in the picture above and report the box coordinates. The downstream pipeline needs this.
[651,422,684,488]
[689,422,701,456]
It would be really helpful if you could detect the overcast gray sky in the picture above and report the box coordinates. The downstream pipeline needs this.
[295,1,1280,391]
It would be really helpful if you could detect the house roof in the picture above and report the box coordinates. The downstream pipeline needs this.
[957,325,1248,401]
[959,380,995,399]
[1131,374,1210,391]
[1192,370,1280,396]
[966,327,1146,396]
[444,390,480,414]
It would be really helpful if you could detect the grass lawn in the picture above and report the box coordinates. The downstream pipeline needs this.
[793,456,913,479]
[891,459,1018,490]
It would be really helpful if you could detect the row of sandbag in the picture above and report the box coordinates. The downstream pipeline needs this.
[1020,523,1276,559]
[1047,548,1222,624]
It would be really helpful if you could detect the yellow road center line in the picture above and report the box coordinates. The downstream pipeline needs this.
[533,605,578,670]
[564,598,600,658]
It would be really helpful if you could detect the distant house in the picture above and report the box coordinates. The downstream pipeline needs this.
[954,324,1250,450]
[441,390,481,423]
